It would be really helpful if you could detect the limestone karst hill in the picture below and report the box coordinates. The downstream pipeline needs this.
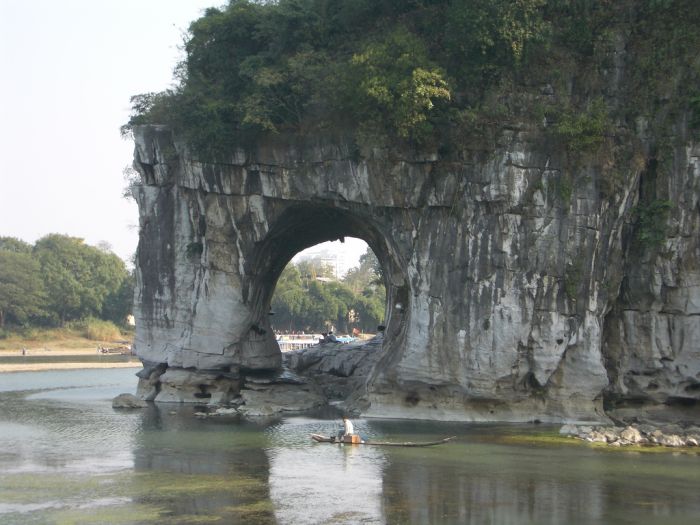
[127,0,699,422]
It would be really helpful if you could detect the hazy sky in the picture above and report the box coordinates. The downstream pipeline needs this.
[0,0,367,268]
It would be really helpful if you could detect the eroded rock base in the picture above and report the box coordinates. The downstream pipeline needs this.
[283,337,383,400]
[134,338,382,417]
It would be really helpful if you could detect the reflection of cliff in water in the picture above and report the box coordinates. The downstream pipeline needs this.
[132,405,276,523]
[382,458,605,523]
[378,438,699,525]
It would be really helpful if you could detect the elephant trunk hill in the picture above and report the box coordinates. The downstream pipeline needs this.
[130,120,698,423]
[129,3,699,423]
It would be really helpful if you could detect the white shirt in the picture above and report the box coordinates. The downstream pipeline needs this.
[343,419,354,435]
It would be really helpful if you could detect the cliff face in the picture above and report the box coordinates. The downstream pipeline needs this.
[134,13,700,421]
[602,144,700,421]
[130,114,698,422]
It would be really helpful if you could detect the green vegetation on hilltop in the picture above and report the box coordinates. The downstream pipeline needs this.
[123,0,549,153]
[123,0,700,161]
[0,235,133,332]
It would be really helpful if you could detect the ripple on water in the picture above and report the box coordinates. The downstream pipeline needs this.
[2,370,700,525]
[0,497,132,516]
[0,368,138,393]
[0,421,46,441]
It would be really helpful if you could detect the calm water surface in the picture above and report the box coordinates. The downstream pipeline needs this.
[0,369,698,524]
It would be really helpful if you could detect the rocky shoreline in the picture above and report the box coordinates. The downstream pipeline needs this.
[120,337,383,417]
[121,338,699,435]
[560,424,700,448]
[111,331,700,444]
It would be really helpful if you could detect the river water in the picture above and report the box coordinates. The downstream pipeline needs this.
[0,369,698,524]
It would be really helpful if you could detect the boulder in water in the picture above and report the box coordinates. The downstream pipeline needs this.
[112,393,147,409]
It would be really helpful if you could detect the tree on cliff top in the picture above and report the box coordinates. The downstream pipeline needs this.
[124,0,550,154]
[124,0,700,186]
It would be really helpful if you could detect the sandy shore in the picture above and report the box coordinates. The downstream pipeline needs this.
[0,346,127,357]
[0,346,142,373]
[0,361,143,373]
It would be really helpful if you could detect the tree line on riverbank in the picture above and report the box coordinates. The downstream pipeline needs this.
[271,248,385,334]
[0,233,384,337]
[0,235,133,334]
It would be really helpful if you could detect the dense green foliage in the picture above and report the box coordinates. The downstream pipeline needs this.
[553,98,611,155]
[124,0,552,153]
[0,250,45,328]
[271,248,385,333]
[124,0,700,160]
[0,235,134,329]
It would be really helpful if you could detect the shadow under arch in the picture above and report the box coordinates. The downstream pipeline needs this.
[246,203,410,358]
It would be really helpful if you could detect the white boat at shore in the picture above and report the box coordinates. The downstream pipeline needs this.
[276,334,357,352]
[276,334,321,352]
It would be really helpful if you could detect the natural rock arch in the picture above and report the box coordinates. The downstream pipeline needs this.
[130,126,700,422]
[245,203,408,359]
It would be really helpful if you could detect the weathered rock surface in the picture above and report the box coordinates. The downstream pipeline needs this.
[130,57,699,422]
[154,368,239,405]
[283,336,383,401]
[618,426,643,444]
[237,382,326,417]
[112,393,147,409]
[602,140,700,423]
[560,424,700,448]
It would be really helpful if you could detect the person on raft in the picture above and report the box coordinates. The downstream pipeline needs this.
[336,415,354,441]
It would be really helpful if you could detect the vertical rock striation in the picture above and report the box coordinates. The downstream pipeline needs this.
[602,141,700,422]
[131,111,699,424]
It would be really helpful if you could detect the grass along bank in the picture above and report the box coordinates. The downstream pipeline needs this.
[0,323,140,372]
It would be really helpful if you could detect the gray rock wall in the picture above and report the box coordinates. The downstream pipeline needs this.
[602,142,700,421]
[130,119,699,422]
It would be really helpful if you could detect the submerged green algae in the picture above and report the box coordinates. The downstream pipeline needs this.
[51,503,166,525]
[0,469,273,525]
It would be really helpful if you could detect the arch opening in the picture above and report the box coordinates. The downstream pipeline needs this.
[270,237,386,346]
[246,204,409,361]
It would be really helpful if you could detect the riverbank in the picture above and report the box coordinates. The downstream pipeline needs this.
[0,333,140,373]
[0,361,142,373]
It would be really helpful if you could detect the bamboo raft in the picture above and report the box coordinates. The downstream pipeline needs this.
[311,434,455,447]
